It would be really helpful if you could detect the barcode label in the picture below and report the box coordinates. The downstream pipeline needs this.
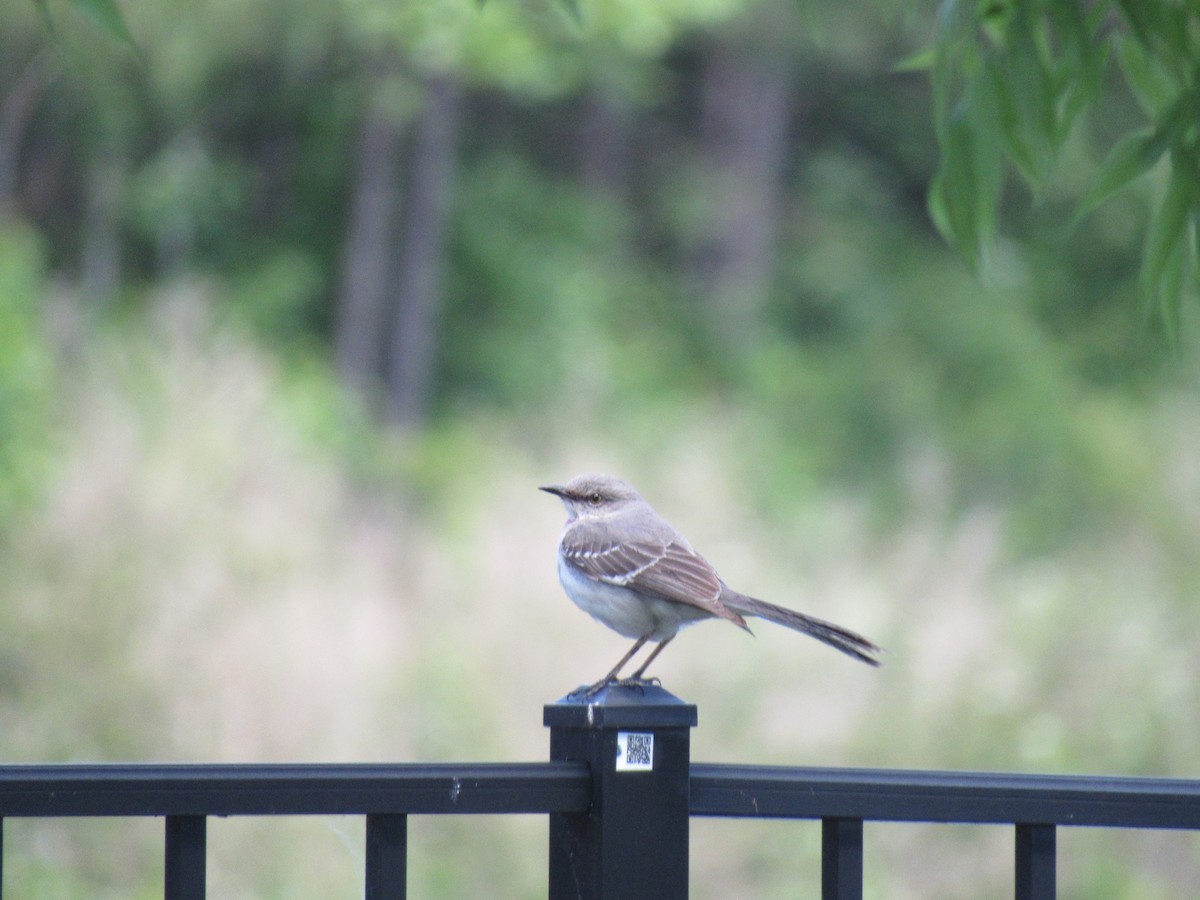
[616,732,654,771]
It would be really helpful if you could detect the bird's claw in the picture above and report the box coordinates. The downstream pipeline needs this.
[615,676,661,693]
[570,675,662,700]
[570,679,612,700]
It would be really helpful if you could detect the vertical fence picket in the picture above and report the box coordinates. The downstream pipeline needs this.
[365,813,407,900]
[1015,823,1055,900]
[164,815,206,900]
[821,817,863,900]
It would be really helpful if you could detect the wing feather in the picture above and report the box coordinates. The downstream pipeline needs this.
[560,528,736,623]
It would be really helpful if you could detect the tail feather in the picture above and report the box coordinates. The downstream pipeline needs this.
[724,594,882,667]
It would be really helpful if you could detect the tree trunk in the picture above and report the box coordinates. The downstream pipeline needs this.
[335,78,407,394]
[385,75,462,426]
[0,55,51,208]
[80,149,124,305]
[692,41,793,353]
[576,89,633,196]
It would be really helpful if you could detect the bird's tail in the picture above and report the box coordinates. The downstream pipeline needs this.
[724,594,882,667]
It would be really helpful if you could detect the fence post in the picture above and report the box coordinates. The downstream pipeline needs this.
[545,683,697,900]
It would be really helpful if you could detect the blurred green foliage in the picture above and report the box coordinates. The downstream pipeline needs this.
[0,223,56,531]
[2,0,1200,896]
[927,0,1200,332]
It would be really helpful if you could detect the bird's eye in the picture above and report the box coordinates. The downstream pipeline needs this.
[587,492,603,505]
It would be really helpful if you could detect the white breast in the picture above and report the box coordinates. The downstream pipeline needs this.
[555,553,710,641]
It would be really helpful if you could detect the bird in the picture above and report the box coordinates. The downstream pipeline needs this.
[540,473,881,696]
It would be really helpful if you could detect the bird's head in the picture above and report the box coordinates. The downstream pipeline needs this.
[539,474,643,520]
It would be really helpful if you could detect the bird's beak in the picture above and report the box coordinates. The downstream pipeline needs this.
[539,484,568,498]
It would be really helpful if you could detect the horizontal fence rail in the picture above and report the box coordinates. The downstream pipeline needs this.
[689,764,1200,828]
[696,768,1200,900]
[0,761,592,817]
[0,761,592,900]
[691,764,1200,900]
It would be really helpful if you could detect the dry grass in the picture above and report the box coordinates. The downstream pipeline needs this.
[2,288,1199,896]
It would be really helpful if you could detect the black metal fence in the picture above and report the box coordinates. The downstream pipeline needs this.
[2,684,1199,899]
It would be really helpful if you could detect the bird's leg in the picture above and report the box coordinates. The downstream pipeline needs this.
[619,636,674,685]
[577,637,648,698]
[603,636,649,682]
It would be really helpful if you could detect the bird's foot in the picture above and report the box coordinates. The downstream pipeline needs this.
[570,675,662,700]
[613,676,662,694]
[571,678,614,700]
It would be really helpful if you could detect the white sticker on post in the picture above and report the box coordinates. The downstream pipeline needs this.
[616,732,654,772]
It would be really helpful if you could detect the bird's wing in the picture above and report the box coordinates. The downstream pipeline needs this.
[560,527,745,626]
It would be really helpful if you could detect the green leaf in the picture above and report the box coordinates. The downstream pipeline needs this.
[1195,208,1200,276]
[1111,0,1180,66]
[68,0,136,47]
[32,0,138,51]
[967,71,1005,247]
[1116,34,1179,117]
[1048,1,1107,121]
[927,168,956,249]
[555,0,583,24]
[31,0,57,38]
[930,0,973,132]
[929,82,1003,271]
[987,22,1056,188]
[1074,128,1168,223]
[893,46,935,73]
[979,0,1016,47]
[929,115,977,257]
[1140,160,1195,329]
[1151,232,1184,345]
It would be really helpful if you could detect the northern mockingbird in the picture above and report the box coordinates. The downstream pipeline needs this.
[541,474,881,695]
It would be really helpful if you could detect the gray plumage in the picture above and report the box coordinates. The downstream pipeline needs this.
[541,474,881,693]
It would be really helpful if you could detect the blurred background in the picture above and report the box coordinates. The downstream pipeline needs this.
[2,0,1199,896]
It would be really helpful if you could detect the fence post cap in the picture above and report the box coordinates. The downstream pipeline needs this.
[544,683,698,729]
